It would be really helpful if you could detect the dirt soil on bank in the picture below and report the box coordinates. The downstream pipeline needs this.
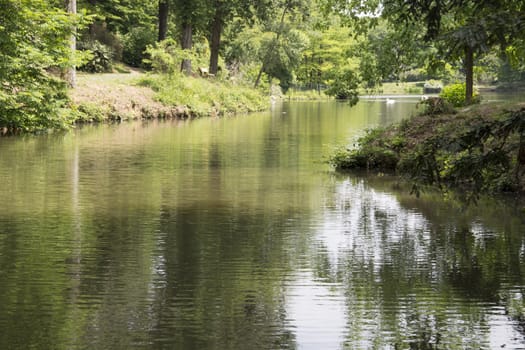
[70,70,189,120]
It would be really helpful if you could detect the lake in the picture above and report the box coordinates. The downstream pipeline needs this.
[1,97,524,349]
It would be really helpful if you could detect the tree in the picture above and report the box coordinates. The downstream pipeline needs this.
[158,0,169,41]
[253,0,309,87]
[358,20,434,88]
[325,0,525,104]
[381,0,525,104]
[64,0,77,88]
[78,0,157,68]
[82,0,156,35]
[171,0,209,74]
[0,0,77,132]
[207,0,266,75]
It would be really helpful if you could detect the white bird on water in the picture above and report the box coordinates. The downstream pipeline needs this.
[386,98,395,104]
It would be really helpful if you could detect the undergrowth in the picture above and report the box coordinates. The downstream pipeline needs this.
[329,100,525,202]
[138,74,268,117]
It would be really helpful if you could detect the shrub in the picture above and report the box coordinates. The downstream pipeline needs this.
[326,69,360,105]
[0,1,77,133]
[78,40,114,73]
[144,38,212,75]
[418,97,455,115]
[121,26,156,68]
[75,102,106,123]
[329,147,398,171]
[0,77,73,133]
[144,39,180,74]
[81,22,123,61]
[329,129,399,171]
[405,86,423,94]
[440,83,479,107]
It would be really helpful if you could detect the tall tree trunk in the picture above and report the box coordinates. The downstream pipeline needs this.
[209,9,223,75]
[87,0,96,37]
[158,0,169,42]
[64,0,76,88]
[465,46,474,105]
[180,22,193,75]
[254,4,289,88]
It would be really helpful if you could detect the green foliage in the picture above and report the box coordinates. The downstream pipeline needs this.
[418,97,455,116]
[296,24,357,90]
[329,128,399,171]
[331,104,525,202]
[73,102,106,123]
[138,74,268,116]
[144,38,211,75]
[359,21,430,85]
[329,146,398,171]
[325,69,359,104]
[285,88,329,100]
[78,40,114,73]
[144,39,182,74]
[398,110,525,201]
[405,85,423,94]
[121,26,156,67]
[327,0,525,101]
[262,28,310,92]
[440,83,479,107]
[80,22,123,61]
[83,0,157,35]
[0,0,78,133]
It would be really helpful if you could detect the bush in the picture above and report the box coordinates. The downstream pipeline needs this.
[440,83,479,107]
[74,102,106,123]
[144,39,180,74]
[0,1,77,134]
[329,147,398,171]
[144,38,212,75]
[325,69,359,104]
[81,22,123,61]
[121,26,156,68]
[418,97,455,115]
[328,128,400,171]
[78,40,114,73]
[0,76,73,133]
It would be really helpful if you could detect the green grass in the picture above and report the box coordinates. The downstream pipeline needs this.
[360,81,425,95]
[285,88,331,100]
[138,74,269,117]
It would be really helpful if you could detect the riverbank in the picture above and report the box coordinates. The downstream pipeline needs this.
[70,71,180,122]
[329,99,525,201]
[69,70,269,123]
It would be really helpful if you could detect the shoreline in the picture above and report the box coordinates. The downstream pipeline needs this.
[70,72,195,123]
[329,100,525,202]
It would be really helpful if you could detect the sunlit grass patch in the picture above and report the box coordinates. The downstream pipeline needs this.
[138,74,269,117]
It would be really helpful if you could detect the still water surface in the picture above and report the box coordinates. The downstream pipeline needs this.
[1,98,525,349]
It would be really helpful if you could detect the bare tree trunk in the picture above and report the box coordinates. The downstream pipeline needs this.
[158,0,169,42]
[465,46,474,105]
[64,0,76,88]
[209,9,223,75]
[254,4,289,88]
[180,22,192,75]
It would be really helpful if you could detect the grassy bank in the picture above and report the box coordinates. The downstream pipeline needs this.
[138,74,268,117]
[69,70,269,123]
[360,81,426,95]
[329,99,525,201]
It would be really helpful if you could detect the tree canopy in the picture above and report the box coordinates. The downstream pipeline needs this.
[0,0,79,132]
[325,0,525,102]
[1,0,524,132]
